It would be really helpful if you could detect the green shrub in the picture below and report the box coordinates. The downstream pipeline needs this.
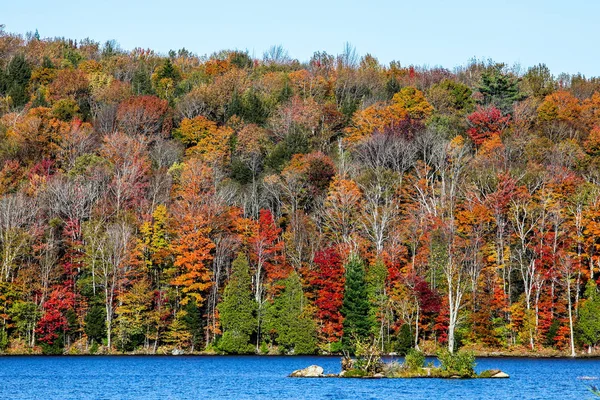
[344,368,368,378]
[436,349,476,377]
[217,331,255,354]
[404,348,425,370]
[89,341,99,354]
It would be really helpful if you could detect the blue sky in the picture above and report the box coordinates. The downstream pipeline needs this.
[3,0,599,76]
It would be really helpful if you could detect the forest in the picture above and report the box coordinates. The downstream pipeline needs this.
[0,25,600,357]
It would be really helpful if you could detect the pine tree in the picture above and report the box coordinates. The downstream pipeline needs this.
[6,54,31,107]
[182,299,203,351]
[84,305,107,344]
[577,280,600,353]
[217,253,257,354]
[341,254,372,348]
[478,64,522,114]
[264,272,317,354]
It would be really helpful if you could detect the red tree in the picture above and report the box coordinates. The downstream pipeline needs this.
[311,248,345,344]
[466,106,510,146]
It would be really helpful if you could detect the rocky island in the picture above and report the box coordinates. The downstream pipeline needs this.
[290,347,509,379]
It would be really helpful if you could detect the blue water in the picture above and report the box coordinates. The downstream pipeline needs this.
[0,356,599,399]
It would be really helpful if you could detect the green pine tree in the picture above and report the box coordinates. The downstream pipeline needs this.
[264,272,317,354]
[478,63,522,113]
[6,54,32,108]
[84,305,107,345]
[577,280,600,353]
[182,298,203,351]
[217,253,257,354]
[342,254,372,349]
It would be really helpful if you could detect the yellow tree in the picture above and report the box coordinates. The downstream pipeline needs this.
[175,115,233,166]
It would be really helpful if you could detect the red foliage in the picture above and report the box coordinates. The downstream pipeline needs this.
[250,209,287,284]
[36,286,76,345]
[466,106,510,146]
[311,248,345,342]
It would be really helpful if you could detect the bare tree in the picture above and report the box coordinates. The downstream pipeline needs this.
[0,193,37,282]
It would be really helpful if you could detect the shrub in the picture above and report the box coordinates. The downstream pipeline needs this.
[217,331,255,354]
[344,368,368,378]
[404,348,425,370]
[437,349,476,377]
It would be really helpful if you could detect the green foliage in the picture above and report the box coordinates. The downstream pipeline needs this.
[10,301,40,344]
[478,63,522,113]
[522,63,554,98]
[395,324,413,356]
[227,89,270,124]
[52,98,80,121]
[0,327,8,350]
[264,272,317,354]
[218,331,255,354]
[403,348,425,370]
[84,305,106,344]
[577,280,600,349]
[132,68,154,96]
[342,254,372,349]
[217,253,257,354]
[181,299,203,350]
[4,54,32,108]
[436,349,476,377]
[344,368,369,377]
[265,132,309,172]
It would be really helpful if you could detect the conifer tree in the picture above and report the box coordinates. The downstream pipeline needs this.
[5,54,31,107]
[341,254,372,348]
[577,280,600,354]
[264,272,317,354]
[478,64,522,113]
[217,253,257,354]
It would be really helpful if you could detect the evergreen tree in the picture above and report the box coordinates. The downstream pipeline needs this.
[182,298,203,351]
[84,305,107,344]
[242,89,268,124]
[366,259,389,346]
[395,323,413,355]
[217,253,257,354]
[478,64,522,114]
[6,54,32,108]
[577,280,600,353]
[132,67,154,95]
[341,254,371,348]
[264,272,317,354]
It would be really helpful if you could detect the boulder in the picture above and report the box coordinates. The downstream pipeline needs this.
[290,365,324,377]
[481,369,509,378]
[171,349,185,356]
[373,373,385,378]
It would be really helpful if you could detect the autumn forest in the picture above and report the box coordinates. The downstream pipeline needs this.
[1,26,600,357]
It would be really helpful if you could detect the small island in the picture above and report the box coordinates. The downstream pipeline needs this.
[290,342,509,379]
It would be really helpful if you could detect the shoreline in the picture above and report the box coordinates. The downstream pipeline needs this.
[1,351,600,358]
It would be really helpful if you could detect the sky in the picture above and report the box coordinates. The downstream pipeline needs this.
[2,0,599,76]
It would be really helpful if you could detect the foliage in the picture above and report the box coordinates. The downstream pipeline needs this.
[341,254,371,349]
[217,254,257,354]
[436,349,476,377]
[403,348,426,370]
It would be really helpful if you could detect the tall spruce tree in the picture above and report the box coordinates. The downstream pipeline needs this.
[341,254,372,348]
[217,253,257,354]
[5,54,31,108]
[264,272,317,354]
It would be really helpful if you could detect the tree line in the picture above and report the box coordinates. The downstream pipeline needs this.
[1,26,600,355]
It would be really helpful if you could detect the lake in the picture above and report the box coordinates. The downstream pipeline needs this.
[0,355,598,399]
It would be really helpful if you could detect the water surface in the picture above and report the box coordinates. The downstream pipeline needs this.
[0,355,598,399]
